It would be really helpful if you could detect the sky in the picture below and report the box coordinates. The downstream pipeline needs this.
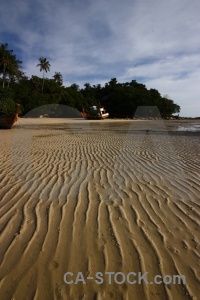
[1,0,200,117]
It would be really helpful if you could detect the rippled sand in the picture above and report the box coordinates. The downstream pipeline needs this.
[0,118,199,300]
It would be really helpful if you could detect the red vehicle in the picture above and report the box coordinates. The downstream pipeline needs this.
[0,104,20,129]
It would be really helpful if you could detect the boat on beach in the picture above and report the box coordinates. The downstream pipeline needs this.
[0,104,20,129]
[82,106,109,120]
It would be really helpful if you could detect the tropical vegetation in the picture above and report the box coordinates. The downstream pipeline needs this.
[0,43,180,118]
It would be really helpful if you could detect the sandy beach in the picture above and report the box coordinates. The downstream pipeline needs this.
[0,118,199,300]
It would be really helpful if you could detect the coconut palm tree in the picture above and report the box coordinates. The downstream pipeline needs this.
[0,43,23,89]
[36,57,51,93]
[0,43,13,89]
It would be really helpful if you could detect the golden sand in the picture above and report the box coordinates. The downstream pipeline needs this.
[0,118,199,300]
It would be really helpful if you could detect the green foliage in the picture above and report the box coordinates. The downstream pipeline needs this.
[0,43,23,89]
[52,72,63,86]
[99,80,180,118]
[1,43,181,119]
[0,89,17,114]
[0,88,23,115]
[0,97,16,114]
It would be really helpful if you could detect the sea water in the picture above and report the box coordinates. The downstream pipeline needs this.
[177,123,200,132]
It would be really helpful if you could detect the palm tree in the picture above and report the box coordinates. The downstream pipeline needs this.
[52,72,63,86]
[36,57,51,93]
[7,55,23,88]
[0,43,13,89]
[0,43,23,89]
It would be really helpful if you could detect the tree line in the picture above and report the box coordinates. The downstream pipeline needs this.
[0,43,180,118]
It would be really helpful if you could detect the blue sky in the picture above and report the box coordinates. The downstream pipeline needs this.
[1,0,200,117]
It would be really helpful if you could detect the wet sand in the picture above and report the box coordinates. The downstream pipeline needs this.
[0,118,199,300]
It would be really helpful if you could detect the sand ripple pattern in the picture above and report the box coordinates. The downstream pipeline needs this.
[0,120,199,300]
